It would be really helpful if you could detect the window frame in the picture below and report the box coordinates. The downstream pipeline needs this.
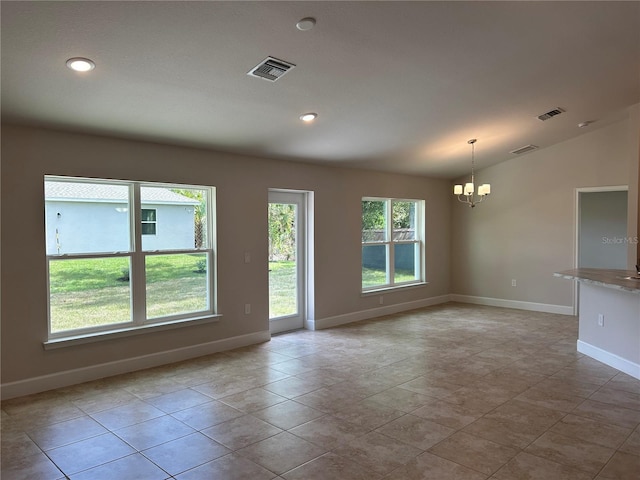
[141,208,157,235]
[361,196,425,292]
[45,176,217,340]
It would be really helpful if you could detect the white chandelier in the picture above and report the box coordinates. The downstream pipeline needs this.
[453,139,491,207]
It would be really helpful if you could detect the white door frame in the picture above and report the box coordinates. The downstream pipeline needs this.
[268,189,313,334]
[574,185,628,315]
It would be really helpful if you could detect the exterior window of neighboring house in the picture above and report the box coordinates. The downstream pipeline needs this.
[362,197,425,291]
[44,176,215,338]
[141,208,157,235]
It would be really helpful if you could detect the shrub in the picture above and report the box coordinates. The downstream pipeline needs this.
[118,267,130,282]
[195,259,207,273]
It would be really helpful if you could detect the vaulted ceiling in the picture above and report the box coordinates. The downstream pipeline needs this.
[2,1,639,178]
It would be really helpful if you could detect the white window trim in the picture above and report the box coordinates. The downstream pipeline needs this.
[45,176,216,341]
[361,197,425,292]
[361,281,428,296]
[43,314,222,350]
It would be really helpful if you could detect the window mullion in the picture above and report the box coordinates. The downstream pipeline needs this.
[131,183,146,324]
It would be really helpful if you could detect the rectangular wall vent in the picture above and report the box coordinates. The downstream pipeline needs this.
[510,144,539,155]
[537,108,565,121]
[247,57,295,82]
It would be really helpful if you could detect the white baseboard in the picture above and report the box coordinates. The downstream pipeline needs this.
[450,294,574,316]
[0,331,271,400]
[310,295,452,330]
[577,340,640,380]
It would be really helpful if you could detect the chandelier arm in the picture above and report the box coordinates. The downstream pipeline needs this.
[457,194,478,207]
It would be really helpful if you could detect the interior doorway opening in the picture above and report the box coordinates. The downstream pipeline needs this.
[574,185,629,314]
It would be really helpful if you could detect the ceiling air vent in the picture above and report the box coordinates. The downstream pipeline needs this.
[510,144,539,155]
[247,57,295,82]
[537,107,565,121]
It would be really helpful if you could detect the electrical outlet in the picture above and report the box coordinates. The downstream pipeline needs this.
[245,304,251,315]
[379,296,384,305]
[598,314,604,327]
[244,252,251,263]
[511,279,517,287]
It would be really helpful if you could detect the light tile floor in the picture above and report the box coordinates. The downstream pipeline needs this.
[2,303,639,479]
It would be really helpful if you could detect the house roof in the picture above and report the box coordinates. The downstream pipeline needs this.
[45,182,200,205]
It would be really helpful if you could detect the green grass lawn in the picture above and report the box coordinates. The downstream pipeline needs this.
[49,254,206,293]
[49,254,208,332]
[362,267,417,288]
[49,257,418,333]
[269,261,296,318]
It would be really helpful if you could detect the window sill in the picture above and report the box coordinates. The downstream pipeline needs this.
[43,314,222,350]
[362,282,428,296]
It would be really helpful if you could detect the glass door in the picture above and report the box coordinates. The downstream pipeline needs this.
[268,190,305,333]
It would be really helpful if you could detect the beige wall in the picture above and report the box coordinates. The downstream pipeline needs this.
[451,105,640,308]
[0,124,451,386]
[578,283,640,369]
[3,104,638,391]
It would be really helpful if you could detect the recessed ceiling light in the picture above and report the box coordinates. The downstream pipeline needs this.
[300,113,318,122]
[66,57,95,72]
[296,17,316,31]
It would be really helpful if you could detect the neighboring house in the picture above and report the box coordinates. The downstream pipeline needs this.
[45,182,200,254]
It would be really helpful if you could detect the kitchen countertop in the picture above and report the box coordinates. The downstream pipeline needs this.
[554,268,640,294]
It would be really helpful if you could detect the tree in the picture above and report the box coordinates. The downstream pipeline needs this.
[171,189,206,248]
[362,200,385,230]
[269,204,296,261]
[362,200,414,242]
[392,201,414,229]
[362,201,413,229]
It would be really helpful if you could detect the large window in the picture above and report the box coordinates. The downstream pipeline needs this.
[362,197,424,291]
[45,176,215,338]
